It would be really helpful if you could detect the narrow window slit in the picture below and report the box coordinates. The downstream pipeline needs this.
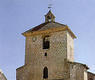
[45,53,47,56]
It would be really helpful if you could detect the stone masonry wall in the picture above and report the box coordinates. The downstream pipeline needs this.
[88,72,95,80]
[0,71,7,80]
[69,62,88,80]
[67,31,74,62]
[17,30,74,80]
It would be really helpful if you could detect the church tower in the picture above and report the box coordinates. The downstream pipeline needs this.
[16,10,88,80]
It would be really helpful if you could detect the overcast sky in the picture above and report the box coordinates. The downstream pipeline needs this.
[0,0,95,80]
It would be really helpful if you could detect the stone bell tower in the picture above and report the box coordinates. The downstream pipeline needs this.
[16,10,88,80]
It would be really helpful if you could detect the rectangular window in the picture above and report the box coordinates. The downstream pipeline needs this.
[43,36,50,49]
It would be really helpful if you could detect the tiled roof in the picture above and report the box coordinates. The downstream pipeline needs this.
[23,22,66,33]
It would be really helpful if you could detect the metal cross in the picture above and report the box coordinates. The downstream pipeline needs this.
[48,4,52,10]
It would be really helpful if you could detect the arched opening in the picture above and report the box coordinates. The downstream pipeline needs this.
[43,67,48,79]
[43,36,50,49]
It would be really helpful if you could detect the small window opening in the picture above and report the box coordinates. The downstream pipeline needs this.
[45,53,47,56]
[47,16,51,22]
[43,67,48,79]
[47,16,51,19]
[43,36,50,49]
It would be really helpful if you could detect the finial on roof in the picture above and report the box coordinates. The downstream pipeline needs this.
[45,10,55,22]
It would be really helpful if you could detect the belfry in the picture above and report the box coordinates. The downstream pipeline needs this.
[16,10,95,80]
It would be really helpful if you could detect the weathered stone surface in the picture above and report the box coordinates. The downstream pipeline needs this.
[17,28,89,80]
[16,11,90,80]
[17,30,74,80]
[88,72,95,80]
[0,70,7,80]
[69,61,88,80]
